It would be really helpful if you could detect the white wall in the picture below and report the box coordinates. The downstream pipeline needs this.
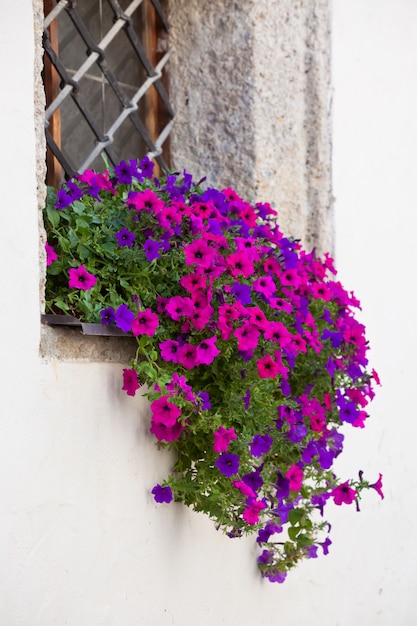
[332,1,417,623]
[0,1,414,625]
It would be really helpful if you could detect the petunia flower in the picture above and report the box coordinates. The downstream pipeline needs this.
[115,304,135,332]
[257,354,280,379]
[250,434,273,457]
[196,336,220,365]
[115,228,136,247]
[100,307,116,325]
[150,396,182,427]
[184,239,217,269]
[369,473,384,499]
[131,308,159,336]
[68,265,97,290]
[215,452,240,477]
[159,339,180,363]
[151,484,173,504]
[286,465,303,491]
[243,499,266,524]
[331,480,357,506]
[122,368,140,396]
[45,242,58,266]
[213,426,237,453]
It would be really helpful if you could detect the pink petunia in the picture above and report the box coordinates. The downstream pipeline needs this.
[159,339,180,363]
[226,251,254,278]
[213,426,237,453]
[184,239,217,269]
[196,336,220,365]
[243,499,266,525]
[257,354,280,379]
[233,480,256,498]
[150,419,185,442]
[177,343,199,369]
[331,481,357,506]
[234,323,260,351]
[127,188,164,213]
[150,396,182,427]
[286,465,303,491]
[122,368,140,396]
[131,308,159,336]
[68,265,97,290]
[45,242,58,266]
[264,321,292,347]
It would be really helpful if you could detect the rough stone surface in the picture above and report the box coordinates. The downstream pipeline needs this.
[168,0,333,254]
[33,0,47,311]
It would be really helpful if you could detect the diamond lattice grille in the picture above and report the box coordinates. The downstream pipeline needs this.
[43,0,173,186]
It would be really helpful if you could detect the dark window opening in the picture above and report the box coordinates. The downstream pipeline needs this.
[43,0,173,188]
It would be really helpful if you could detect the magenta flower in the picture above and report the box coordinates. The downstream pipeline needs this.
[257,355,280,379]
[233,480,256,498]
[331,481,357,506]
[177,343,199,369]
[234,323,260,351]
[180,272,207,293]
[286,465,303,491]
[127,188,164,213]
[45,242,58,266]
[165,296,193,321]
[68,265,97,290]
[226,251,254,278]
[253,275,276,298]
[243,499,266,525]
[150,396,182,427]
[131,308,159,336]
[369,473,384,499]
[264,321,292,347]
[150,420,185,442]
[213,426,237,453]
[122,368,140,396]
[151,484,173,504]
[184,239,217,269]
[159,339,180,363]
[196,336,220,365]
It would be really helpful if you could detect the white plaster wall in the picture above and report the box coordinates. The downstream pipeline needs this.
[0,0,411,624]
[331,0,417,623]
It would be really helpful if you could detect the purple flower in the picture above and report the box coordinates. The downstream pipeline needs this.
[114,159,138,185]
[250,434,273,457]
[100,307,116,325]
[243,389,251,410]
[215,453,240,477]
[151,484,173,504]
[139,155,155,179]
[144,238,161,261]
[257,549,274,565]
[115,228,136,247]
[196,391,211,411]
[55,189,73,209]
[242,470,263,492]
[265,570,287,584]
[115,304,135,332]
[231,282,252,305]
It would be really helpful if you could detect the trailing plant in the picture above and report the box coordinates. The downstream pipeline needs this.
[44,156,383,583]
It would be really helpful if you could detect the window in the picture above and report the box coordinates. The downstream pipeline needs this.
[43,0,173,187]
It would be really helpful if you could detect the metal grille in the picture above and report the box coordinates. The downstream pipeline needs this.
[43,0,174,185]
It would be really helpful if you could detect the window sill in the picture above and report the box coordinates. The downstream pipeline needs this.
[40,314,138,363]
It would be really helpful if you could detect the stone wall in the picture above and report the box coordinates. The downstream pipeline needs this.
[168,0,333,254]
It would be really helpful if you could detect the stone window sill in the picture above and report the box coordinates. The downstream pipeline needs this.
[40,314,138,363]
